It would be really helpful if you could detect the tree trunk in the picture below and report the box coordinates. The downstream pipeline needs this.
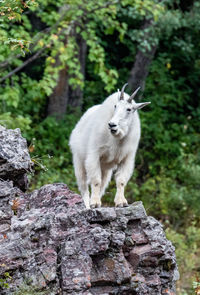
[68,34,87,109]
[128,20,158,99]
[47,33,86,118]
[128,45,157,96]
[47,67,69,119]
[47,26,69,120]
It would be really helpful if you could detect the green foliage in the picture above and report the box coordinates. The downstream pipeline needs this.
[166,226,200,294]
[0,0,26,21]
[27,115,78,191]
[0,272,11,289]
[0,0,127,94]
[140,53,199,173]
[13,283,46,295]
[0,0,37,53]
[0,113,32,131]
[193,279,200,295]
[136,151,200,226]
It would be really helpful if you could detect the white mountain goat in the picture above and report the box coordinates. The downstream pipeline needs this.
[69,83,150,209]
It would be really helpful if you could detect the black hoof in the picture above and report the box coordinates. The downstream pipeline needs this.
[116,203,123,208]
[123,202,129,207]
[90,204,101,209]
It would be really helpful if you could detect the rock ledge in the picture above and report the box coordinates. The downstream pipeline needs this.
[0,183,179,295]
[0,126,179,294]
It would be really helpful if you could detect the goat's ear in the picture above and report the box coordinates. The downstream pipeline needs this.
[135,102,151,110]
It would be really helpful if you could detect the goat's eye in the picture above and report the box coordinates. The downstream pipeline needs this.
[114,105,116,109]
[127,108,131,112]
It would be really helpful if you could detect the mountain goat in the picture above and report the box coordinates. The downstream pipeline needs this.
[69,83,150,209]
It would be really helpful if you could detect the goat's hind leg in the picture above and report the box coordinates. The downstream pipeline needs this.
[99,169,112,199]
[73,154,90,209]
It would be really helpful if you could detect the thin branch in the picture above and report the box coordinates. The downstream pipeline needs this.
[0,21,75,83]
[0,47,47,83]
[0,28,50,70]
[0,54,22,68]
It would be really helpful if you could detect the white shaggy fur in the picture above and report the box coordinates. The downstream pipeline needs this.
[69,88,150,209]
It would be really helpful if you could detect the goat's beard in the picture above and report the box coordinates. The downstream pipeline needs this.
[110,126,127,140]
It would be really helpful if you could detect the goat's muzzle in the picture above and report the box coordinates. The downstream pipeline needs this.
[108,122,117,134]
[108,122,117,129]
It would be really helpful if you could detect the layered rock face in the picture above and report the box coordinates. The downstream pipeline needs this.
[0,127,179,295]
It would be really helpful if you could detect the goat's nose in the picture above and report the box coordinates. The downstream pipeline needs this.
[108,122,117,128]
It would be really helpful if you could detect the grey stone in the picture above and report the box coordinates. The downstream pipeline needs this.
[115,201,147,220]
[0,126,32,190]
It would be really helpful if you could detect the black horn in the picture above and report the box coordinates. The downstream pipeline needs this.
[119,83,128,100]
[128,86,140,103]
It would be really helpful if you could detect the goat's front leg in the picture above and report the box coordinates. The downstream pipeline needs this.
[114,180,128,207]
[90,181,102,208]
[114,155,134,207]
[86,155,102,209]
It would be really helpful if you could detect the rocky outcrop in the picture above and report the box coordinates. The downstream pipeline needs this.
[0,126,32,191]
[0,127,179,294]
[0,184,179,295]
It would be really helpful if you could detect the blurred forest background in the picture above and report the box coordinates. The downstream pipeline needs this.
[0,0,200,294]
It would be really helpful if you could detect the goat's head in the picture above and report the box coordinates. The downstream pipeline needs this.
[108,83,151,138]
